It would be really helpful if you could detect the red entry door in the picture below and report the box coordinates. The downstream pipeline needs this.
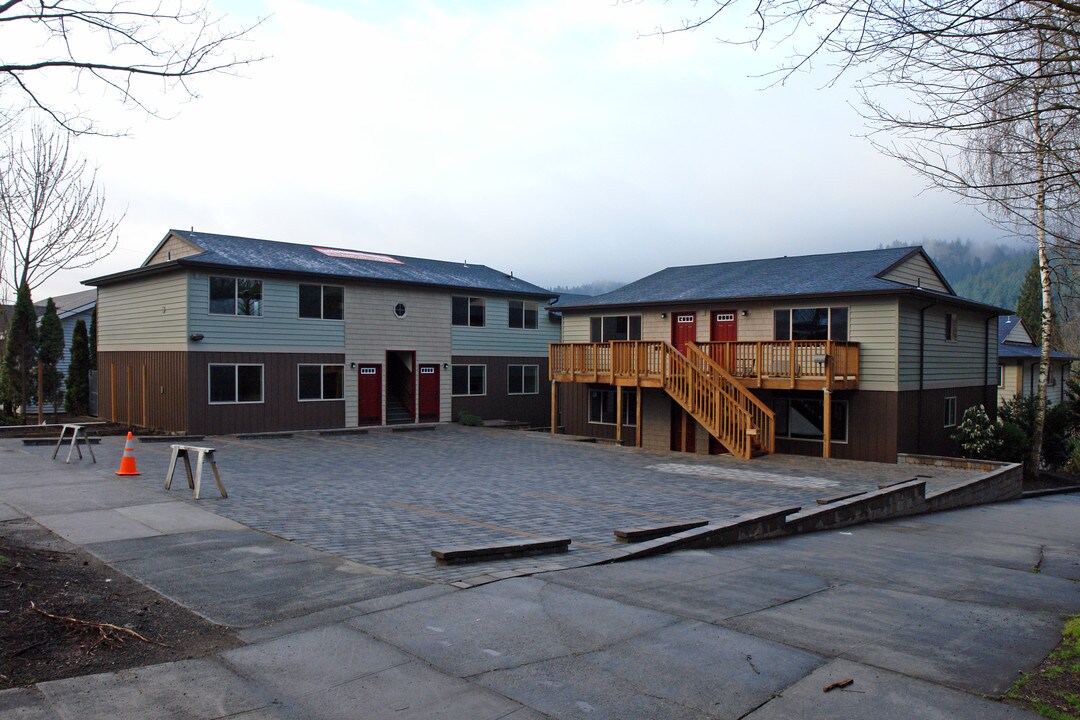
[671,313,697,354]
[357,365,382,426]
[711,310,737,341]
[417,364,440,423]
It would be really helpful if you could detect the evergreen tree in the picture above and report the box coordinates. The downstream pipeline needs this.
[0,283,38,420]
[37,298,65,421]
[65,320,90,417]
[88,304,97,370]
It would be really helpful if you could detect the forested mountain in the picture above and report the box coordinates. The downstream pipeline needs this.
[880,239,1032,309]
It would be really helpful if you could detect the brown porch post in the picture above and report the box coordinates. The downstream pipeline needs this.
[822,388,832,459]
[550,380,557,435]
[635,385,642,447]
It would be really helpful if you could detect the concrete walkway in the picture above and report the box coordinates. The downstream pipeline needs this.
[1,435,1077,718]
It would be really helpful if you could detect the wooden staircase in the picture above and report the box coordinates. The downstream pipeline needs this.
[664,343,774,459]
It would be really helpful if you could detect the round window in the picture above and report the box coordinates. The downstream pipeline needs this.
[394,303,406,318]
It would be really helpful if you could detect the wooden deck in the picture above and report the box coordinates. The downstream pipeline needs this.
[550,340,859,391]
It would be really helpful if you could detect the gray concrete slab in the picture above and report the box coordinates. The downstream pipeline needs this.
[0,687,62,720]
[1,479,169,517]
[551,560,832,624]
[37,658,272,720]
[222,624,537,720]
[1039,545,1080,580]
[477,618,824,720]
[0,500,24,521]
[350,576,682,677]
[115,501,246,534]
[743,658,1039,719]
[34,508,162,545]
[723,582,1062,695]
[86,528,322,567]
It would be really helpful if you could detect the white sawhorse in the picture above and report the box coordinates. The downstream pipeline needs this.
[165,445,227,500]
[52,424,96,464]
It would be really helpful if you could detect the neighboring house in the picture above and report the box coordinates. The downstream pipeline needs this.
[85,230,558,434]
[997,315,1075,407]
[550,247,1006,463]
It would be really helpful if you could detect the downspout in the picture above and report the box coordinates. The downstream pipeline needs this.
[916,299,937,454]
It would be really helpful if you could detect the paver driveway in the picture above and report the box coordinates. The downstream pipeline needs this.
[10,426,979,581]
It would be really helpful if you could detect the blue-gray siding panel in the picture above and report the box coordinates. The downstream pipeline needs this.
[451,298,560,356]
[187,272,345,351]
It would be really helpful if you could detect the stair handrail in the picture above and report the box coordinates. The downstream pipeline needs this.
[662,342,758,459]
[687,343,775,453]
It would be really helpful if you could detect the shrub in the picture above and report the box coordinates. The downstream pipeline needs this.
[952,405,1001,459]
[457,411,483,427]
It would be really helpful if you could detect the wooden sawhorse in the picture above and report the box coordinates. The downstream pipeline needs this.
[165,445,227,500]
[51,424,96,464]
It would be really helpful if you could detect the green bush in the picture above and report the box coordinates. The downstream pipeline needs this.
[952,405,1001,459]
[995,395,1074,470]
[457,411,483,427]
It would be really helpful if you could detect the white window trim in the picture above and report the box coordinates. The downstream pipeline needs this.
[297,283,345,321]
[209,276,264,318]
[773,397,850,444]
[998,365,1004,388]
[297,363,346,402]
[451,364,487,397]
[507,364,540,395]
[944,396,957,427]
[208,363,264,405]
[508,299,539,330]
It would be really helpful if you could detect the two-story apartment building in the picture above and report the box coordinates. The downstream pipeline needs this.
[997,315,1075,407]
[550,247,1005,463]
[86,230,559,435]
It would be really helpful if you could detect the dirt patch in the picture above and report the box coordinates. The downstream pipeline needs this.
[1025,471,1080,492]
[0,518,239,689]
[1007,615,1080,719]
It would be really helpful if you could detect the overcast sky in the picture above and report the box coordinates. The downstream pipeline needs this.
[33,0,1011,300]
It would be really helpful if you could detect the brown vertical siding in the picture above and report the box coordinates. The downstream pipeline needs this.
[897,385,997,458]
[97,351,188,432]
[188,352,346,435]
[768,390,897,463]
[451,356,551,427]
[554,382,633,441]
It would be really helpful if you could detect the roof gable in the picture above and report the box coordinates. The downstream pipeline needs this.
[998,315,1034,345]
[877,250,953,293]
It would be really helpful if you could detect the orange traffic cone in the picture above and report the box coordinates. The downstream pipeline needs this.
[115,431,141,476]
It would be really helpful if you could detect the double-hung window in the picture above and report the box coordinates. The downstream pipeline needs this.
[944,396,957,427]
[508,365,539,395]
[452,364,486,396]
[209,364,263,404]
[945,312,959,342]
[299,284,344,320]
[298,364,345,401]
[452,297,485,327]
[209,277,262,316]
[509,300,539,329]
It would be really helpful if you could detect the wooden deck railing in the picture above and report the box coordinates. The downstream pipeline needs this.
[696,340,859,390]
[549,340,774,459]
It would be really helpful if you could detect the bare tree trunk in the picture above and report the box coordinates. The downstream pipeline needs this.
[1030,84,1051,474]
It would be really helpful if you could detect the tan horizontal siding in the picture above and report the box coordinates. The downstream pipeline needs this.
[882,254,949,292]
[97,273,189,350]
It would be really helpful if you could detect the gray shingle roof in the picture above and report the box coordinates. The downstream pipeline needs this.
[998,315,1077,360]
[554,247,949,309]
[90,230,553,297]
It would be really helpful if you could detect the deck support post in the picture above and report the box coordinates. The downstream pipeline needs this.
[616,387,623,445]
[635,385,642,448]
[680,409,688,452]
[822,387,832,459]
[550,380,557,435]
